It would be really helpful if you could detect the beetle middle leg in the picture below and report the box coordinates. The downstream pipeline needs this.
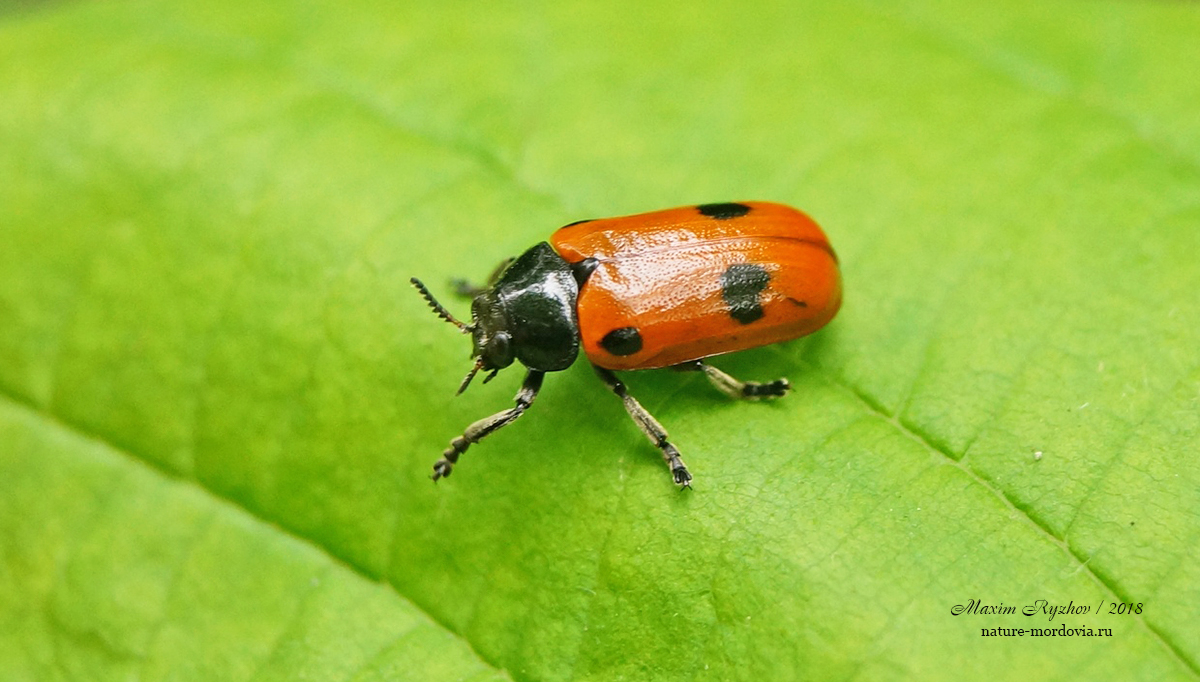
[432,369,544,481]
[672,360,790,400]
[593,365,692,488]
[450,256,516,298]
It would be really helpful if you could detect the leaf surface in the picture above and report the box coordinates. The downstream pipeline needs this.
[1,1,1198,680]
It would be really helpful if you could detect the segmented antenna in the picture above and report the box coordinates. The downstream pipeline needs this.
[410,277,472,333]
[457,358,484,395]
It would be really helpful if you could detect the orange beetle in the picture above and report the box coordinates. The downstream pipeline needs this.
[411,202,841,487]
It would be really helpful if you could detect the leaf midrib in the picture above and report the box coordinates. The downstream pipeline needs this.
[802,361,1199,678]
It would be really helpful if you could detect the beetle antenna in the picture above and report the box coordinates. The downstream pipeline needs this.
[457,358,484,395]
[411,277,472,333]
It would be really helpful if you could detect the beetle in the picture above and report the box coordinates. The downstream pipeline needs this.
[410,201,841,487]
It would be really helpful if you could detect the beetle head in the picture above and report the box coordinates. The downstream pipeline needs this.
[410,277,513,395]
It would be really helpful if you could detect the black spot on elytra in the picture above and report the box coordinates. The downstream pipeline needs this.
[600,327,643,356]
[697,202,751,220]
[721,263,770,324]
[563,218,595,228]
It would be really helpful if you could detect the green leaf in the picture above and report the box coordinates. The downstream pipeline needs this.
[2,0,1198,680]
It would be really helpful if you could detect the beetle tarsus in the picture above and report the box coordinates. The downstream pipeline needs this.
[675,471,693,489]
[662,442,693,488]
[431,438,466,480]
[431,463,450,481]
[451,278,485,299]
[742,377,790,399]
[676,360,790,401]
[429,371,544,483]
[452,257,517,299]
[594,365,694,487]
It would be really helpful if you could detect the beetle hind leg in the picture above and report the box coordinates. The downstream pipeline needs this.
[593,365,692,488]
[674,360,790,400]
[432,370,544,481]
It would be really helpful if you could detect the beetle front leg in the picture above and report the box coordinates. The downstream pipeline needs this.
[432,369,545,481]
[673,360,790,400]
[592,365,692,488]
[450,257,516,299]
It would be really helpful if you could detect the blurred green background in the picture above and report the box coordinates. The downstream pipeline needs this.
[2,0,1199,680]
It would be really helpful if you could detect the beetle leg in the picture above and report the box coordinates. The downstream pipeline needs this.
[450,257,516,298]
[432,369,544,481]
[673,360,790,400]
[592,365,692,488]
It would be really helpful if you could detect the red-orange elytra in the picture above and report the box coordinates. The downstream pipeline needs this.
[411,201,842,488]
[551,201,841,370]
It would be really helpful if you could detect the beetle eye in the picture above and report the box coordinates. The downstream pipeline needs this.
[491,332,509,354]
[485,332,514,369]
